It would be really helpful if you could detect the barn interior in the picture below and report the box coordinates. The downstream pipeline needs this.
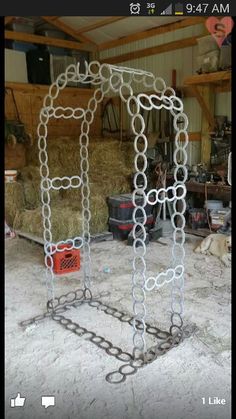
[5,15,231,419]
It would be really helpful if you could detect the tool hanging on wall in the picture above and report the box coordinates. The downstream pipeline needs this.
[143,100,164,190]
[160,108,169,158]
[5,88,33,147]
[101,98,120,137]
[154,70,179,164]
[172,69,183,99]
[145,97,159,149]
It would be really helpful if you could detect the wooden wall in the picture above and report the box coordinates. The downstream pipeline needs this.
[100,22,231,166]
[5,82,102,139]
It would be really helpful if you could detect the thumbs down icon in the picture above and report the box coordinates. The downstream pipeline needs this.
[10,393,26,407]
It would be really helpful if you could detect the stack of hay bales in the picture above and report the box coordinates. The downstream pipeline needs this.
[7,136,135,242]
[5,182,25,226]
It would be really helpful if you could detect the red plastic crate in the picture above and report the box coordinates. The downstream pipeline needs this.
[47,244,80,275]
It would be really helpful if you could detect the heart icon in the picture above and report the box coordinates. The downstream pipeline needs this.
[205,17,234,47]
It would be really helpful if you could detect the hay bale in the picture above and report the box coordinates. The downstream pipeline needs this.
[18,166,41,209]
[90,194,109,233]
[19,165,41,182]
[61,174,131,203]
[22,181,40,208]
[19,165,61,208]
[58,137,133,204]
[13,201,83,243]
[17,136,135,238]
[13,196,108,242]
[27,136,135,178]
[14,208,43,237]
[89,139,133,177]
[5,182,25,226]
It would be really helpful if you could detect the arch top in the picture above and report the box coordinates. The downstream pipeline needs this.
[42,60,174,96]
[108,63,154,77]
[38,60,187,130]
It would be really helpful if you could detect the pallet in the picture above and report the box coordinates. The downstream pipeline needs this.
[185,227,211,238]
[91,232,113,243]
[15,230,113,246]
[15,230,44,245]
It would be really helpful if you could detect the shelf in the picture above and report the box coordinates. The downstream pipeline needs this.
[184,70,231,88]
[5,81,93,95]
[186,181,231,201]
[184,71,231,130]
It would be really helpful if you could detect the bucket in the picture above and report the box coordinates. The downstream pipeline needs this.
[205,200,223,211]
[5,170,17,182]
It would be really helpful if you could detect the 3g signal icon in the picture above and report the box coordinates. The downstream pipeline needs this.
[147,2,156,14]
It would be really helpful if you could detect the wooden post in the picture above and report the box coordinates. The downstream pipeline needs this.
[200,85,215,168]
[119,97,123,143]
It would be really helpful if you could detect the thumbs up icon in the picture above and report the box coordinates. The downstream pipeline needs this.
[10,393,26,407]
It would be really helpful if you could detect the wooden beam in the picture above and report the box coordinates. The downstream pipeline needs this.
[4,16,15,26]
[76,17,126,34]
[5,30,96,52]
[184,70,231,86]
[199,86,215,166]
[41,16,96,45]
[190,86,215,131]
[181,132,201,142]
[5,81,94,95]
[47,16,60,22]
[101,36,199,65]
[99,17,206,51]
[215,84,231,93]
[186,181,231,200]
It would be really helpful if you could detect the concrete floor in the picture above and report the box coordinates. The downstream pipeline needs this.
[5,234,231,419]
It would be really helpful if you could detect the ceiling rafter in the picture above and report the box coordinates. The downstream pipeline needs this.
[47,16,60,22]
[75,16,126,34]
[100,36,200,64]
[98,16,206,51]
[5,30,96,52]
[4,16,15,26]
[41,16,97,46]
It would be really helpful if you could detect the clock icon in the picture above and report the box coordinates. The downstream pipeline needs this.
[130,3,141,15]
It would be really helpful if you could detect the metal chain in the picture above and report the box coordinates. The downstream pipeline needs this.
[126,83,188,359]
[170,113,188,339]
[37,61,188,361]
[20,288,195,384]
[20,288,170,343]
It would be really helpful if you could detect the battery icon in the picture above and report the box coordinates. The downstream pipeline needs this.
[175,2,183,15]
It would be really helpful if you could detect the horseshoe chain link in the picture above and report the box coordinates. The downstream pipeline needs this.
[20,288,194,384]
[127,91,188,359]
[37,60,188,357]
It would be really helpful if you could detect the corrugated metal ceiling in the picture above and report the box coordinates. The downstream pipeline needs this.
[20,16,186,45]
[60,16,185,44]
